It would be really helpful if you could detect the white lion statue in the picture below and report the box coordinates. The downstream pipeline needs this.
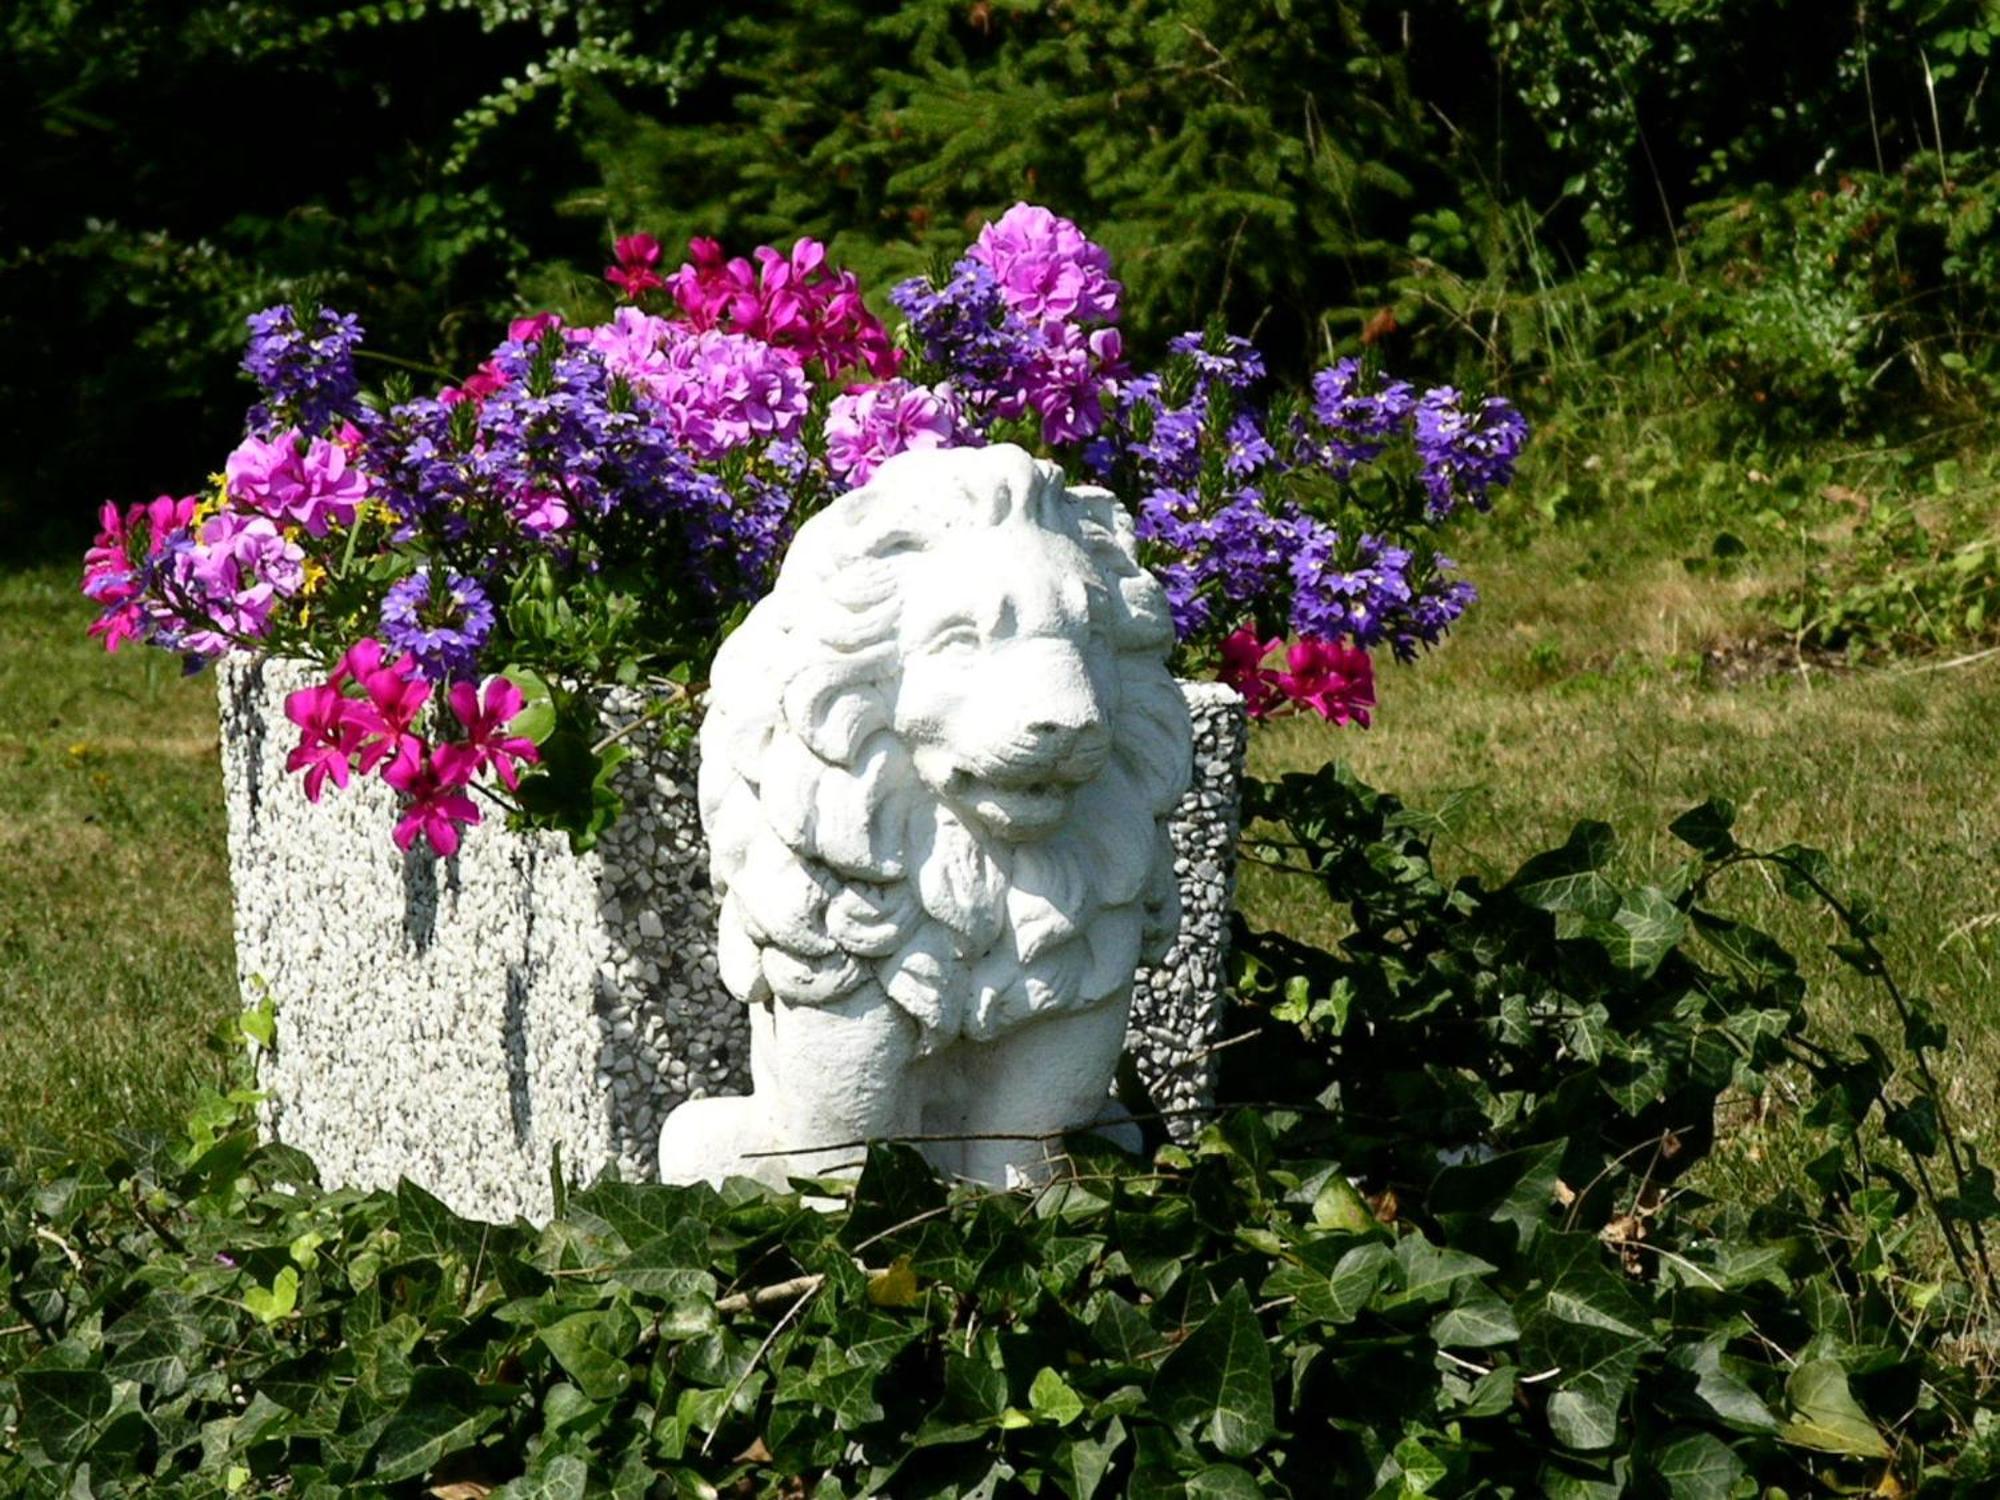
[656,443,1192,1189]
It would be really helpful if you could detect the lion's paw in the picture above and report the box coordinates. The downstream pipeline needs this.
[657,1096,788,1190]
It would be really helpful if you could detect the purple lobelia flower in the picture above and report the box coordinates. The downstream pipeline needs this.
[891,258,1042,420]
[1412,387,1529,516]
[1311,357,1417,473]
[242,305,364,438]
[1166,331,1267,392]
[380,566,495,680]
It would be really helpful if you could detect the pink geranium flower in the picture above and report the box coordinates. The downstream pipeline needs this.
[606,233,665,299]
[508,311,564,343]
[81,494,198,652]
[664,234,900,379]
[447,676,540,792]
[283,683,364,802]
[335,641,430,772]
[1276,637,1376,727]
[383,742,483,857]
[1218,627,1286,720]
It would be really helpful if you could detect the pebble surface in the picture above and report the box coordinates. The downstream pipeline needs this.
[218,658,1247,1221]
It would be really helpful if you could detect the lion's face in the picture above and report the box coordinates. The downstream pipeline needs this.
[699,443,1191,1043]
[891,526,1120,842]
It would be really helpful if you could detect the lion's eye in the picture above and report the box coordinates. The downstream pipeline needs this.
[928,623,981,654]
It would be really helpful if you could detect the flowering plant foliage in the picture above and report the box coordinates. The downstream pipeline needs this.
[80,206,1525,853]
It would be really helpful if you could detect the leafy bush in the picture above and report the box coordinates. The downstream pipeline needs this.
[4,764,1996,1495]
[0,0,708,555]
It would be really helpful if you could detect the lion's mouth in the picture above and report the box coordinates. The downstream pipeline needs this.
[937,767,1080,839]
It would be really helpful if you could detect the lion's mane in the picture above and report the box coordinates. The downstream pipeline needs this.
[697,445,1191,1048]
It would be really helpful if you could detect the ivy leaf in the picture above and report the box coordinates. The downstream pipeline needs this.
[1389,1235,1498,1306]
[371,1368,506,1483]
[1154,1282,1276,1459]
[243,1265,299,1324]
[14,1368,112,1462]
[1430,1138,1566,1248]
[1185,1463,1265,1498]
[1668,799,1737,857]
[1431,1286,1521,1349]
[1392,1435,1450,1493]
[497,1453,590,1499]
[1055,1416,1126,1500]
[1580,887,1687,978]
[103,1292,204,1396]
[539,1305,639,1401]
[1509,821,1621,921]
[1029,1366,1086,1427]
[1779,1359,1892,1458]
[1653,1429,1746,1500]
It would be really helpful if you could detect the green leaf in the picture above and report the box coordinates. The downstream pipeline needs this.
[1429,1139,1565,1247]
[497,1453,590,1500]
[1392,1435,1450,1493]
[1654,1429,1745,1500]
[1668,799,1737,857]
[1310,1173,1375,1233]
[1390,1235,1498,1305]
[103,1292,204,1396]
[1580,886,1687,978]
[243,1264,300,1324]
[1510,821,1621,920]
[539,1305,639,1401]
[14,1368,112,1461]
[1780,1358,1892,1458]
[1431,1286,1520,1349]
[1030,1366,1086,1427]
[1154,1282,1276,1459]
[371,1368,506,1483]
[1056,1417,1126,1500]
[505,667,558,744]
[1186,1463,1265,1498]
[1674,1339,1780,1434]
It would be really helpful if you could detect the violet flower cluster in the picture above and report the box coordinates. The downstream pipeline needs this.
[1069,333,1521,719]
[82,200,1528,851]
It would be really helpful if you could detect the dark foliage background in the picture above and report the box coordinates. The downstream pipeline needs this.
[6,0,1999,558]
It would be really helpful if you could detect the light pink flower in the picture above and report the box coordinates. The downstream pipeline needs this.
[223,430,367,537]
[1275,637,1375,727]
[825,380,961,484]
[968,203,1122,326]
[171,511,306,652]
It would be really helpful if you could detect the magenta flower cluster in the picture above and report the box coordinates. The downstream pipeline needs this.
[284,640,536,855]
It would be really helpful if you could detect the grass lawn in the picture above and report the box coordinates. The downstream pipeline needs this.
[6,440,2000,1171]
[0,566,236,1160]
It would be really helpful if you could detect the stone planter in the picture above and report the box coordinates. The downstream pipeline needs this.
[218,657,1246,1222]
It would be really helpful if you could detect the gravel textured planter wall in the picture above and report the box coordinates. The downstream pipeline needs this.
[218,658,1246,1222]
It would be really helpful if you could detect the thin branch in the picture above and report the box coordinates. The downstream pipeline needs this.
[701,1282,820,1456]
[715,1273,825,1316]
